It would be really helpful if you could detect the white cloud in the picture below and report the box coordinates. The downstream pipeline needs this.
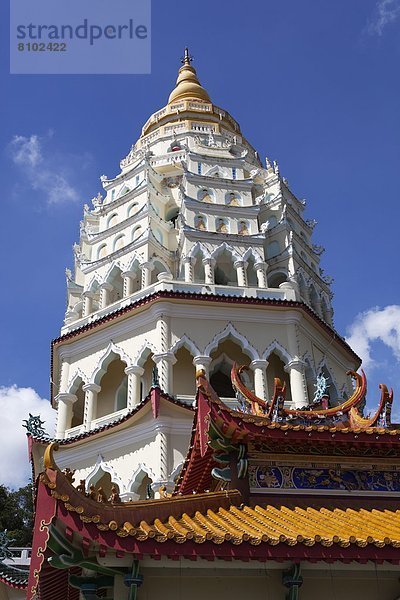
[0,385,56,489]
[346,305,400,369]
[367,0,400,35]
[9,133,80,206]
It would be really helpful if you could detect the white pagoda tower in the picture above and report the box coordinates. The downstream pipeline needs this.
[51,49,360,500]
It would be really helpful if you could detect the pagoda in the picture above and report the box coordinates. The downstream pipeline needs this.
[2,50,400,600]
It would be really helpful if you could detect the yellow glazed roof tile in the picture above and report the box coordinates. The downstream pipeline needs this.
[114,504,400,548]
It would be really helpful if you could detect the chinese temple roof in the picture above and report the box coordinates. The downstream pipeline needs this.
[175,368,399,496]
[27,454,400,575]
[39,463,400,550]
[25,368,400,598]
[0,564,28,590]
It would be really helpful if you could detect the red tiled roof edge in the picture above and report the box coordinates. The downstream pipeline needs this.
[51,291,360,354]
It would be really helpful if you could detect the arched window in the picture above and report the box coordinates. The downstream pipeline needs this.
[115,377,128,411]
[87,468,119,500]
[128,203,139,218]
[127,261,141,295]
[267,241,280,258]
[150,259,170,285]
[246,255,258,287]
[96,355,127,419]
[113,234,125,252]
[173,346,196,399]
[86,280,101,314]
[193,254,205,283]
[132,225,143,241]
[268,271,287,288]
[214,249,236,286]
[129,470,153,500]
[210,341,253,400]
[105,266,124,304]
[97,244,107,260]
[70,378,85,429]
[266,352,292,403]
[107,212,118,228]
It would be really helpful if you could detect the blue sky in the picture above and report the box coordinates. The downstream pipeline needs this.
[1,0,400,486]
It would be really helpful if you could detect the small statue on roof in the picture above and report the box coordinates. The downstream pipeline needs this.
[109,485,121,504]
[76,480,86,495]
[91,192,103,209]
[63,468,75,484]
[313,373,330,404]
[97,487,108,503]
[0,531,15,563]
[22,414,48,438]
[158,484,171,499]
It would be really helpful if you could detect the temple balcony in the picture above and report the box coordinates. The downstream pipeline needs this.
[61,278,292,335]
[64,407,131,439]
[2,547,31,567]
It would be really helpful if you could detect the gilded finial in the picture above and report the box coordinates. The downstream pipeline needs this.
[181,47,193,66]
[168,47,211,104]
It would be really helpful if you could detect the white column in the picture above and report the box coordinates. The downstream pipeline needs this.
[55,393,76,438]
[151,426,170,498]
[183,257,195,283]
[122,270,137,297]
[99,283,113,308]
[255,262,268,288]
[287,251,296,280]
[284,360,307,408]
[193,355,212,378]
[285,322,307,407]
[152,352,176,395]
[279,281,297,301]
[125,365,144,409]
[141,261,153,288]
[234,260,247,287]
[59,361,70,394]
[82,292,94,317]
[82,383,101,431]
[203,258,215,285]
[250,359,269,401]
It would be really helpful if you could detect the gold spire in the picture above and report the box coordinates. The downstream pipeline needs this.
[168,47,211,104]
